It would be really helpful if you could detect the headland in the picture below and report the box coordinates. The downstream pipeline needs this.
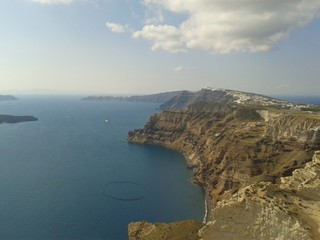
[127,88,320,239]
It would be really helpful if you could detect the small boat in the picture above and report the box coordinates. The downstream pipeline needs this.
[105,119,109,123]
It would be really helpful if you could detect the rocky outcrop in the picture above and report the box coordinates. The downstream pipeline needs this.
[128,102,320,239]
[128,220,203,240]
[200,151,320,240]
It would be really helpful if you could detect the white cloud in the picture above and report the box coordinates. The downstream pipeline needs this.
[133,0,320,54]
[133,25,185,52]
[174,66,183,72]
[31,0,73,4]
[106,22,127,33]
[145,12,164,24]
[144,4,165,24]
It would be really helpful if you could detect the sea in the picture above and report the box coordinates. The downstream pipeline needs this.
[276,96,320,105]
[0,96,205,240]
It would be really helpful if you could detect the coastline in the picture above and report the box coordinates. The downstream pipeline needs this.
[182,153,212,224]
[203,189,212,223]
[127,93,320,239]
[182,153,195,168]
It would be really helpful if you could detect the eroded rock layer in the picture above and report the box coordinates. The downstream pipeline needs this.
[128,220,203,240]
[129,104,320,201]
[200,151,320,240]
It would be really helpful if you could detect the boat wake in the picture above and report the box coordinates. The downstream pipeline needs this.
[102,181,146,201]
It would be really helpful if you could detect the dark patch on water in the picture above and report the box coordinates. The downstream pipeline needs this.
[102,181,146,201]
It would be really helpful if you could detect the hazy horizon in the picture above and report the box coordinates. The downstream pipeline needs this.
[2,88,320,100]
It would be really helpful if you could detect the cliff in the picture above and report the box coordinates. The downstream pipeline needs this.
[128,101,320,239]
[158,88,307,110]
[200,150,320,240]
[128,221,203,240]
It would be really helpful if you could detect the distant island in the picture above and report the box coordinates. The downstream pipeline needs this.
[82,91,185,105]
[0,95,18,101]
[84,88,320,112]
[0,115,38,124]
[0,95,37,124]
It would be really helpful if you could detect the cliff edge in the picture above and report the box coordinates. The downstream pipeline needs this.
[129,104,320,201]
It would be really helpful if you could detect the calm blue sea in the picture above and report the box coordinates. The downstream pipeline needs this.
[0,96,204,240]
[274,96,320,105]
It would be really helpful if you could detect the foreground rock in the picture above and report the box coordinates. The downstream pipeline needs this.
[200,151,320,240]
[128,220,203,240]
[128,100,320,239]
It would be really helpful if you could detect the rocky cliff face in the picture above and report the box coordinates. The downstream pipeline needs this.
[200,151,320,240]
[128,220,203,240]
[128,102,320,239]
[129,104,320,201]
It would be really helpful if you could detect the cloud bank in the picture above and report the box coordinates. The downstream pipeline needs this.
[133,0,320,53]
[31,0,73,4]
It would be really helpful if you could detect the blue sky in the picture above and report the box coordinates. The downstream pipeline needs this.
[0,0,319,96]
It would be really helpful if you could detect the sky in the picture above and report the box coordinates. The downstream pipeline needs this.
[0,0,319,96]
